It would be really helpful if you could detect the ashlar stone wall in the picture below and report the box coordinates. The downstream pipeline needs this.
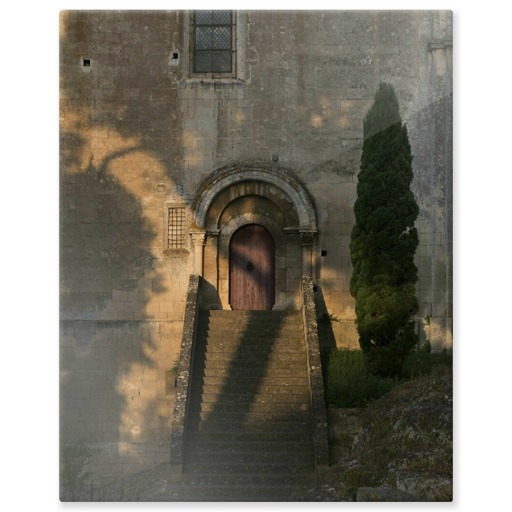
[60,11,191,477]
[60,10,452,479]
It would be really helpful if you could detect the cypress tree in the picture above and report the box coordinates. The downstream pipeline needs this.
[350,83,419,377]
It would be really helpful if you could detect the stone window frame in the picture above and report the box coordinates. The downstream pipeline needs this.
[164,203,189,253]
[182,10,246,84]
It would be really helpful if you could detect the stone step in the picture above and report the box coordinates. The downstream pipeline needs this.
[200,325,303,336]
[190,390,311,406]
[201,310,301,319]
[165,488,298,502]
[190,409,311,423]
[198,320,303,331]
[180,471,312,487]
[199,338,304,350]
[190,403,312,416]
[199,329,303,340]
[189,398,309,421]
[189,419,312,434]
[198,318,303,330]
[196,340,306,359]
[200,330,304,340]
[166,478,311,501]
[184,439,313,454]
[196,375,310,388]
[190,386,310,398]
[183,460,313,475]
[191,382,310,396]
[192,391,309,402]
[200,335,303,345]
[184,448,314,465]
[190,391,309,406]
[195,351,306,365]
[186,429,310,443]
[193,366,308,379]
[193,358,308,371]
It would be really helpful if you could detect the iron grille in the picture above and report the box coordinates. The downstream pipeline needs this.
[168,207,186,249]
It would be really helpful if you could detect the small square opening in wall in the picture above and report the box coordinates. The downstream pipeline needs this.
[321,250,327,257]
[169,50,180,67]
[83,58,91,67]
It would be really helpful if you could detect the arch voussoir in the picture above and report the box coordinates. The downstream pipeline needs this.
[192,163,317,232]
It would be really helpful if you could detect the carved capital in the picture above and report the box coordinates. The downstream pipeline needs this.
[300,230,316,246]
[189,231,206,247]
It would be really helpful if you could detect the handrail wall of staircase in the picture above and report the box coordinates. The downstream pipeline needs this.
[301,275,329,467]
[169,274,202,477]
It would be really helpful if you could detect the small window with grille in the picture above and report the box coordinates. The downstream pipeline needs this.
[167,207,186,249]
[191,10,236,77]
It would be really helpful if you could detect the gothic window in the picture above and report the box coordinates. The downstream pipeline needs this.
[191,10,235,76]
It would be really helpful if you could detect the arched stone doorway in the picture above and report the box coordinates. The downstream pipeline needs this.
[229,224,275,311]
[190,163,317,310]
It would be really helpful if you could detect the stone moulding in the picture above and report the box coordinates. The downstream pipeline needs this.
[191,162,318,231]
[301,275,329,467]
[169,274,201,478]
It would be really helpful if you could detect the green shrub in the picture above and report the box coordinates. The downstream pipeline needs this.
[325,347,452,407]
[327,347,366,381]
[402,348,452,379]
[326,349,396,407]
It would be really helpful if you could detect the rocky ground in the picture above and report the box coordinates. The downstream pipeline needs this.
[71,366,452,502]
[297,365,453,502]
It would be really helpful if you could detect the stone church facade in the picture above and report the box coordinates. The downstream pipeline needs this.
[60,10,452,478]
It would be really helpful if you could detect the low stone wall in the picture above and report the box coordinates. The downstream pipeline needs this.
[169,274,202,477]
[301,276,329,467]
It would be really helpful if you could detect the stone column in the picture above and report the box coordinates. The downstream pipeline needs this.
[204,229,219,286]
[189,231,206,276]
[300,230,316,277]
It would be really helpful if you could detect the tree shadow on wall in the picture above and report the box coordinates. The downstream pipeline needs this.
[60,10,183,183]
[312,285,337,383]
[200,279,222,310]
[59,11,196,493]
[60,147,174,493]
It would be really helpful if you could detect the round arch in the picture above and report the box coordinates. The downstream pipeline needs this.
[192,163,318,308]
[191,163,317,231]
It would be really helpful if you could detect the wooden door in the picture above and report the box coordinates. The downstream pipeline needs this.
[229,225,275,310]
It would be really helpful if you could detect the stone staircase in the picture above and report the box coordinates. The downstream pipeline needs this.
[176,309,316,501]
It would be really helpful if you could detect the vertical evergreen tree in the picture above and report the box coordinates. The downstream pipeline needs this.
[350,83,419,377]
